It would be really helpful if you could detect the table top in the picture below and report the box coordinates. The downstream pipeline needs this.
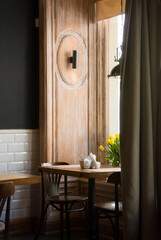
[0,172,41,185]
[39,164,121,179]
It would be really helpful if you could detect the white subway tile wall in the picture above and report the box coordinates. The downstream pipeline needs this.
[0,130,40,220]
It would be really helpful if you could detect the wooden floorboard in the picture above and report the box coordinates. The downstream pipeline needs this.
[0,231,108,240]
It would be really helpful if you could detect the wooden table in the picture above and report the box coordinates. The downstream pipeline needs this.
[39,164,121,240]
[0,172,41,185]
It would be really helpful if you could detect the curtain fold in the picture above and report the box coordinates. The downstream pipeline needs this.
[120,0,161,239]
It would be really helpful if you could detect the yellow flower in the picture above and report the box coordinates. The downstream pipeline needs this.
[106,139,111,145]
[109,135,115,140]
[99,145,105,151]
[115,133,119,139]
[110,139,115,145]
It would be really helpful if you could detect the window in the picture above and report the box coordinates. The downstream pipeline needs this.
[97,15,124,162]
[108,16,122,135]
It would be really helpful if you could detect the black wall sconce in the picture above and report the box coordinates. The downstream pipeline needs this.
[70,50,78,69]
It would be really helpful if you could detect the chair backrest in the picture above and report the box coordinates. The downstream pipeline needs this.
[107,172,121,212]
[107,172,121,185]
[40,162,69,197]
[0,182,15,217]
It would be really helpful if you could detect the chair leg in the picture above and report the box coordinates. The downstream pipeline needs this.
[65,203,70,240]
[60,204,64,240]
[95,209,99,240]
[65,211,70,240]
[108,217,115,233]
[34,204,49,240]
[4,198,10,240]
[114,215,119,240]
[85,201,88,238]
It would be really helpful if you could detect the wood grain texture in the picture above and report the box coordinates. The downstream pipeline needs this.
[39,0,97,164]
[0,173,40,185]
[88,0,97,155]
[54,0,88,164]
[55,31,87,88]
[96,20,109,163]
[39,0,53,163]
[39,0,46,163]
[39,164,121,178]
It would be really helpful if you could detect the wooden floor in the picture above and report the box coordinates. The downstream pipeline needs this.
[9,231,86,240]
[0,230,107,240]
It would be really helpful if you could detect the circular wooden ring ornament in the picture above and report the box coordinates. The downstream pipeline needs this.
[55,30,87,88]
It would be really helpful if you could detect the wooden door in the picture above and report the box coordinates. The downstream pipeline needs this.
[39,0,96,164]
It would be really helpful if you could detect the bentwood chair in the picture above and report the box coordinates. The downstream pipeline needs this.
[34,162,88,240]
[95,172,122,240]
[0,182,15,240]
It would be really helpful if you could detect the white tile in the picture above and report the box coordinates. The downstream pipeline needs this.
[14,152,39,161]
[0,211,6,221]
[12,209,29,219]
[0,163,7,171]
[7,162,24,171]
[12,207,39,219]
[13,190,30,199]
[8,143,24,152]
[14,152,32,161]
[0,130,41,221]
[0,134,14,143]
[9,210,14,220]
[15,185,32,190]
[11,198,39,210]
[14,133,39,143]
[24,143,39,152]
[13,189,40,200]
[1,209,14,220]
[0,153,14,162]
[1,210,13,220]
[11,199,31,209]
[15,185,40,193]
[0,144,7,153]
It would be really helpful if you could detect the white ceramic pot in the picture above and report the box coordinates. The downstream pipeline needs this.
[80,158,92,169]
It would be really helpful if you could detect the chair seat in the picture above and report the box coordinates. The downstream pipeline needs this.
[47,195,88,204]
[95,201,123,214]
[35,162,88,240]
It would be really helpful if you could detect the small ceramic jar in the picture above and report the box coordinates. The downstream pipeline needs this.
[80,158,92,169]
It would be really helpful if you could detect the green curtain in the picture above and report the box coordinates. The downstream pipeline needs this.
[120,0,161,239]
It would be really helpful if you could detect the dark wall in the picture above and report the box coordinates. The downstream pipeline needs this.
[0,0,39,129]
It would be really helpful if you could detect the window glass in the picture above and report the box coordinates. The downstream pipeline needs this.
[108,15,124,136]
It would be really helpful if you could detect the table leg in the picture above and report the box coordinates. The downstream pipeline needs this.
[88,178,96,240]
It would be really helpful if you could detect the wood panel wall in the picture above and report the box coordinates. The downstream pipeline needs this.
[97,20,109,163]
[39,0,97,164]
